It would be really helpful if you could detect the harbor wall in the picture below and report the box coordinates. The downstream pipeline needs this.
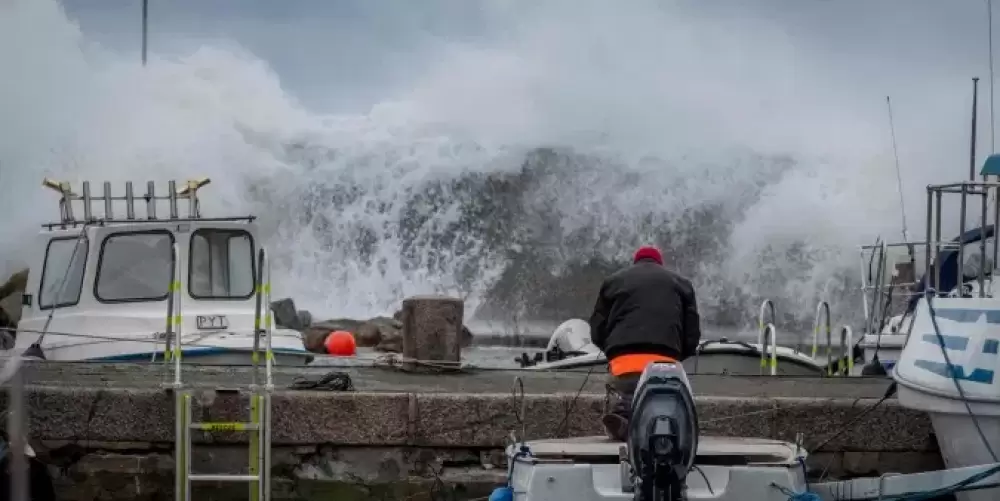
[0,365,941,501]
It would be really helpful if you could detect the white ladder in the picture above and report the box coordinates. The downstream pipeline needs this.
[165,244,274,501]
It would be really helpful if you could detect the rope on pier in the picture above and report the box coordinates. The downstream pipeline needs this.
[287,371,353,391]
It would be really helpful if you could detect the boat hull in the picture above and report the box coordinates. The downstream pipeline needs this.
[685,352,823,376]
[859,333,906,372]
[896,384,1000,501]
[523,343,826,376]
[893,297,1000,501]
[12,329,313,366]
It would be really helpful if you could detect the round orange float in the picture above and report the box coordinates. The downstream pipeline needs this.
[324,330,357,356]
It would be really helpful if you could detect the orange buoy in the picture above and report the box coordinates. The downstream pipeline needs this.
[325,330,357,356]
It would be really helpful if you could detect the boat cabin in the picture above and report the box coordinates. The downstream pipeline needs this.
[14,178,266,361]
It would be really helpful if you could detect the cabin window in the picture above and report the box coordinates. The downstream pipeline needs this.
[39,237,88,309]
[95,231,175,303]
[188,229,255,299]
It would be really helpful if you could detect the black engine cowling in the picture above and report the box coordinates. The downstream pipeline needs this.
[626,362,699,501]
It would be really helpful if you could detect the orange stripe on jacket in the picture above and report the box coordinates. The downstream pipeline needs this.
[609,353,677,376]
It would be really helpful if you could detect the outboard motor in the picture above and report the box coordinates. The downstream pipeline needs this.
[626,362,699,501]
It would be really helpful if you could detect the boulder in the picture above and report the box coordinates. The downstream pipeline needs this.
[0,268,28,329]
[296,306,473,355]
[271,297,317,331]
[301,318,366,353]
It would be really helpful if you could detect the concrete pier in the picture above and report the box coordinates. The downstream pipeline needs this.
[1,362,938,500]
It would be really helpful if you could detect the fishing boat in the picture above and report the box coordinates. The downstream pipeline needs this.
[7,177,312,365]
[893,157,1000,501]
[496,361,1000,500]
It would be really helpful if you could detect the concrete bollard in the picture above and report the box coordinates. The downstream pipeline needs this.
[400,295,464,372]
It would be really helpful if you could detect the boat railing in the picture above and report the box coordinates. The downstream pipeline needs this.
[924,180,1000,299]
[758,322,777,376]
[835,326,854,376]
[858,239,936,336]
[39,177,251,229]
[807,300,855,377]
[810,300,831,361]
[758,299,775,336]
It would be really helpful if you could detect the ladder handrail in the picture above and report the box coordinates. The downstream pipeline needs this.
[810,300,831,361]
[171,243,184,387]
[172,245,273,501]
[758,299,775,333]
[837,326,854,376]
[758,323,778,376]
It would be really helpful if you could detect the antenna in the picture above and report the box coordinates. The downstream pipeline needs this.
[886,96,909,242]
[971,77,981,182]
[141,0,149,66]
[990,0,996,155]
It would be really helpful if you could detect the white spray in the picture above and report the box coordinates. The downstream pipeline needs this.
[0,0,990,328]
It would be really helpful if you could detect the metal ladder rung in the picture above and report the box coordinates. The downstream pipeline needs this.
[189,474,260,483]
[189,422,260,431]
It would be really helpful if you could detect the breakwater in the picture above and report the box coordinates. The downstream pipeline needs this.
[0,362,939,501]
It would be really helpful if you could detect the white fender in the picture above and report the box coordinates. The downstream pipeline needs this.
[545,319,600,354]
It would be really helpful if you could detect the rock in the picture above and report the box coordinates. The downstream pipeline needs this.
[302,318,366,353]
[365,316,404,352]
[270,298,302,330]
[400,295,464,371]
[374,332,402,353]
[461,325,473,347]
[0,268,28,329]
[297,308,465,356]
[354,322,382,347]
[296,309,313,329]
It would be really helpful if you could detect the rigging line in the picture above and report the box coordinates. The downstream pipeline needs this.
[886,96,909,241]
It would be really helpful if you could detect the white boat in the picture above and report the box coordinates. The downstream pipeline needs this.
[8,177,312,366]
[515,317,830,376]
[853,239,924,375]
[893,168,1000,501]
[500,361,1000,500]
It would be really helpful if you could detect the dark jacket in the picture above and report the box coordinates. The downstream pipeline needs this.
[589,258,702,361]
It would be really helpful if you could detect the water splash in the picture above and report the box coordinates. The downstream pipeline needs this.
[0,0,987,333]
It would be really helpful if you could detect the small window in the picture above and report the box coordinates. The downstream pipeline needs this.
[39,237,88,309]
[189,229,255,299]
[95,231,174,302]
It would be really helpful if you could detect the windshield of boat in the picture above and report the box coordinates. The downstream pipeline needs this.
[95,231,174,303]
[188,228,255,300]
[39,237,88,309]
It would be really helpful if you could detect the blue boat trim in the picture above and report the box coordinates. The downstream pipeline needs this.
[914,359,995,384]
[90,346,311,362]
[921,334,969,351]
[933,309,984,323]
[931,308,1000,324]
[985,339,1000,355]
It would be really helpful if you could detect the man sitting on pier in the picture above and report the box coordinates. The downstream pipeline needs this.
[589,245,702,441]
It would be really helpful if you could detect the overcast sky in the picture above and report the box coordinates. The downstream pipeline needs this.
[58,0,998,115]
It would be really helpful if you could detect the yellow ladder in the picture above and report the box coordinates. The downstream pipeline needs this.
[167,244,274,501]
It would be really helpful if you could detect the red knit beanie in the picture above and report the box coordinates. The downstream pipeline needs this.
[633,246,663,265]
